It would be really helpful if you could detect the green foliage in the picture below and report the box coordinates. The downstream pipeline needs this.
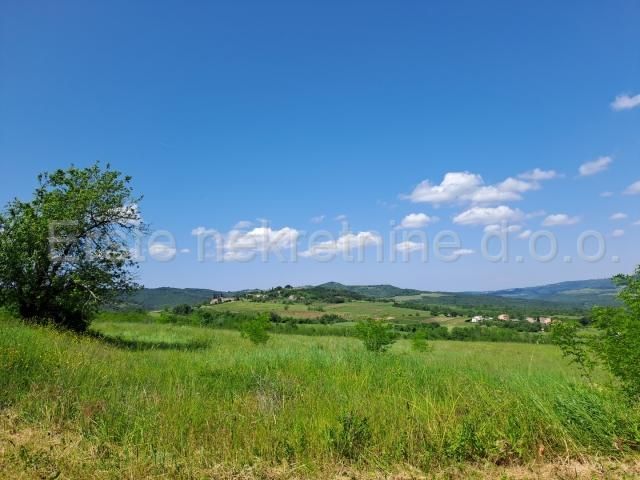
[550,321,595,379]
[120,287,224,310]
[411,330,433,353]
[172,303,193,315]
[240,313,271,344]
[0,163,143,331]
[554,266,640,398]
[328,411,372,460]
[355,319,396,352]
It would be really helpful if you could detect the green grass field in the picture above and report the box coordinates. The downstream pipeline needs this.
[206,299,469,326]
[2,312,639,478]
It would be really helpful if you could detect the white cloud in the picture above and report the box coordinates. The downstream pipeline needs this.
[453,206,524,226]
[610,212,628,221]
[335,214,348,221]
[399,213,434,228]
[406,172,483,204]
[483,224,522,234]
[611,229,625,238]
[310,215,325,224]
[623,180,640,195]
[405,171,545,206]
[180,248,191,254]
[634,220,640,226]
[600,191,614,198]
[542,214,580,227]
[300,231,381,258]
[518,230,532,240]
[611,93,640,111]
[148,243,177,260]
[233,220,253,230]
[226,227,299,252]
[452,248,475,256]
[579,156,612,176]
[518,168,559,181]
[395,241,425,253]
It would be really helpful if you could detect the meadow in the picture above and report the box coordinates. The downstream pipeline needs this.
[206,299,469,326]
[1,311,639,479]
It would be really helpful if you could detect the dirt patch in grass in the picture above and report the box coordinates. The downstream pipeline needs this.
[2,410,638,479]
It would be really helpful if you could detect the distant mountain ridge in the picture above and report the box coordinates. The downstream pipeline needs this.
[119,278,620,311]
[486,278,619,305]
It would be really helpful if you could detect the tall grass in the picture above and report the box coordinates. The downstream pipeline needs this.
[1,312,638,477]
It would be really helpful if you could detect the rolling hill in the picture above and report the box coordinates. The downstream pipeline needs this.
[115,278,620,311]
[117,287,228,310]
[487,278,620,306]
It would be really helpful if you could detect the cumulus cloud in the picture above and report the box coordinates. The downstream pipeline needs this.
[518,168,559,181]
[542,214,580,227]
[611,93,640,111]
[405,170,548,206]
[395,240,425,253]
[300,231,381,258]
[233,220,253,229]
[406,172,483,204]
[226,227,299,252]
[453,206,524,226]
[623,180,640,195]
[399,213,435,228]
[611,229,625,238]
[191,226,300,261]
[518,230,532,240]
[610,212,628,221]
[579,156,612,176]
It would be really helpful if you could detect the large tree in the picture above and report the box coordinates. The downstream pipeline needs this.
[0,163,144,331]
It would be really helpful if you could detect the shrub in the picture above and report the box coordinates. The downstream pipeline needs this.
[553,266,640,398]
[354,319,396,353]
[172,304,193,315]
[411,330,433,352]
[240,313,271,345]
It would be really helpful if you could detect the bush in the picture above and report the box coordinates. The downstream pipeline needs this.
[355,319,396,353]
[411,330,433,352]
[172,304,193,315]
[240,313,271,345]
[554,266,640,398]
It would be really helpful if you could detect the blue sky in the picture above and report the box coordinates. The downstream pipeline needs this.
[1,0,639,291]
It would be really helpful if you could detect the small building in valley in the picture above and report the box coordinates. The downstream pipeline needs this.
[497,313,510,321]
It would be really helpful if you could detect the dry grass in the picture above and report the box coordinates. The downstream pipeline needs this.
[2,412,639,479]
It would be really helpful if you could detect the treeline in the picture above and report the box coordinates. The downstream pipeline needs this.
[99,308,552,344]
[246,285,365,304]
[396,298,590,320]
